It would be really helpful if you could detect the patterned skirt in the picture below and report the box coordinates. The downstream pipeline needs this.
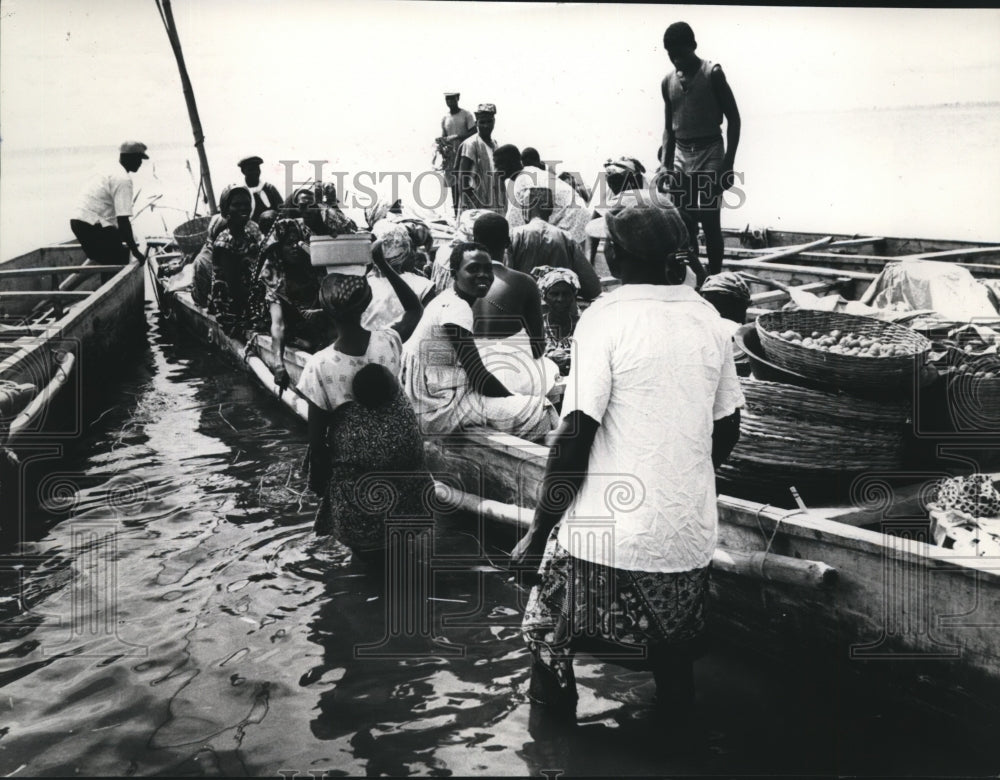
[522,537,709,675]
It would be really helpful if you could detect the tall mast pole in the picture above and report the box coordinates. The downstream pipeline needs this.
[157,0,218,214]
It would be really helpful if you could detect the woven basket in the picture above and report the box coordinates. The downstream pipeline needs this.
[756,310,931,393]
[718,378,910,505]
[172,216,213,255]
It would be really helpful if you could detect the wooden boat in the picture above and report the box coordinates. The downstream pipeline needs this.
[147,235,1000,716]
[0,245,145,448]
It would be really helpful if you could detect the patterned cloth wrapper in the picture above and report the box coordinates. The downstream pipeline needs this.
[319,273,373,319]
[522,536,710,685]
[929,474,1000,556]
[531,265,581,297]
[700,271,751,304]
[314,393,434,552]
[372,224,413,271]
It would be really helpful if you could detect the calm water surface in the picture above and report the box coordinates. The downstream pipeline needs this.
[0,299,997,777]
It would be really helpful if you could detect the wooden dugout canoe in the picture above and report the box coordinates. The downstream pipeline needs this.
[0,244,145,446]
[148,241,1000,716]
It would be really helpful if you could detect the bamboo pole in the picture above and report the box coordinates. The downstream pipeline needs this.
[432,481,838,589]
[157,0,218,215]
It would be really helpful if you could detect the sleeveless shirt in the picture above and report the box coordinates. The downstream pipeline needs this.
[667,59,723,141]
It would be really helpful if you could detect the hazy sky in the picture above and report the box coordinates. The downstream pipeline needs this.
[3,2,998,154]
[1,2,999,252]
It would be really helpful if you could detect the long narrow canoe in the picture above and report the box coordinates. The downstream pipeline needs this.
[0,244,145,526]
[0,245,145,441]
[148,245,1000,718]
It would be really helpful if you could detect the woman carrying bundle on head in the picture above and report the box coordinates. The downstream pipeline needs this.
[296,256,424,545]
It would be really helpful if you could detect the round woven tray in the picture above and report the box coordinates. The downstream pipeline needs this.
[756,310,931,393]
[172,215,213,255]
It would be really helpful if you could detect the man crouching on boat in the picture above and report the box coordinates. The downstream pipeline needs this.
[401,243,557,440]
[511,203,743,730]
[70,141,148,264]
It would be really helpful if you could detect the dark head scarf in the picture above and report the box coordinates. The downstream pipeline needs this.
[218,184,253,216]
[318,273,373,320]
[700,271,751,305]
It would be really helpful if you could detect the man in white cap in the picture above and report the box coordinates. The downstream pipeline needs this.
[512,202,743,734]
[457,103,502,214]
[237,155,284,222]
[70,141,149,264]
[436,92,477,216]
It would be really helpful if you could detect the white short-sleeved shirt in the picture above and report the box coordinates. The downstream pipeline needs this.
[73,168,134,227]
[401,288,474,412]
[297,328,403,412]
[556,284,745,573]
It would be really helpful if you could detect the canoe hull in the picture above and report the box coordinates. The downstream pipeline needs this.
[149,249,1000,716]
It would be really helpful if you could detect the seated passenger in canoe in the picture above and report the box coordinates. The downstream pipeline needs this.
[253,218,336,389]
[203,185,265,336]
[509,187,602,299]
[309,363,434,556]
[494,145,592,248]
[401,242,557,439]
[362,226,437,333]
[429,209,491,295]
[531,266,582,377]
[699,271,752,375]
[470,212,559,398]
[318,182,358,235]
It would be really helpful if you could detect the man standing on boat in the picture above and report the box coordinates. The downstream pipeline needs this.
[657,21,741,277]
[511,203,743,732]
[436,92,477,217]
[237,155,284,223]
[457,104,502,214]
[70,141,148,264]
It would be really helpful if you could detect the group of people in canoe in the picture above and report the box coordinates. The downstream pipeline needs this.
[73,22,751,734]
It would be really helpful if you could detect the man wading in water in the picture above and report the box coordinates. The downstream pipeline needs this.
[512,203,743,742]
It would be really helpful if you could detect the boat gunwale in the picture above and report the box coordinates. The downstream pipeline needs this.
[0,260,144,378]
[149,250,1000,583]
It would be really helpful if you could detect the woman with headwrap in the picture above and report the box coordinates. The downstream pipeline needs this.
[312,363,434,554]
[316,182,357,236]
[297,253,424,531]
[206,186,264,336]
[699,270,752,376]
[361,225,437,333]
[532,266,582,376]
[252,218,335,388]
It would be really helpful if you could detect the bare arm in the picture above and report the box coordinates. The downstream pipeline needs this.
[711,66,741,182]
[372,254,423,343]
[510,411,599,567]
[712,409,741,468]
[660,75,675,171]
[117,216,143,262]
[446,324,512,397]
[307,401,334,495]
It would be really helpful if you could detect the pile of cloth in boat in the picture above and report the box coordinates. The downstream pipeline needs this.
[929,474,1000,557]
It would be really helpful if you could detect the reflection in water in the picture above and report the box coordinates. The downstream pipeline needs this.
[0,301,996,777]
